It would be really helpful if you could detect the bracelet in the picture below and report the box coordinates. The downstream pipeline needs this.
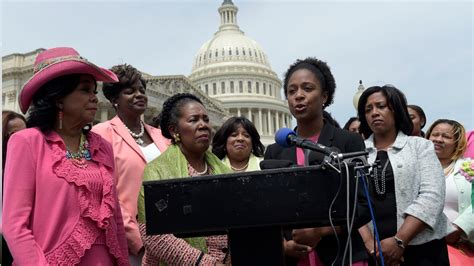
[394,236,405,249]
[195,251,204,266]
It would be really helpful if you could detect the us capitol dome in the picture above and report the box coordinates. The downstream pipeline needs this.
[189,0,292,145]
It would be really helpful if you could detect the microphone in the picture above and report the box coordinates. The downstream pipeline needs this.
[275,128,334,157]
[275,128,369,163]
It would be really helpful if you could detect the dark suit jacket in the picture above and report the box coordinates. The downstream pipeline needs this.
[264,122,370,265]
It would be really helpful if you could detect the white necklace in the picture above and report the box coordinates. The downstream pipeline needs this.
[123,120,145,145]
[373,159,390,195]
[230,161,249,172]
[195,162,208,175]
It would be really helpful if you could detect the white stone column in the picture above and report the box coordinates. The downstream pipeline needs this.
[248,108,252,122]
[258,108,263,134]
[237,108,241,117]
[276,111,280,129]
[100,107,108,122]
[267,110,272,135]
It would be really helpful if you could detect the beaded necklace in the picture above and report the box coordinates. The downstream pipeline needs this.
[230,160,249,172]
[373,159,390,195]
[123,120,145,145]
[65,133,92,168]
[195,162,208,175]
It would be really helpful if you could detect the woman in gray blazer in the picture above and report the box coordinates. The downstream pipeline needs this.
[357,85,449,266]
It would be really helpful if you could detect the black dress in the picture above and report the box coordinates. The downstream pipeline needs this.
[369,151,449,266]
[264,122,370,265]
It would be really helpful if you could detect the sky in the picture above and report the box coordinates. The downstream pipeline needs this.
[1,0,473,130]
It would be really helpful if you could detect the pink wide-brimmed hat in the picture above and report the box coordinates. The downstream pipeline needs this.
[19,47,118,114]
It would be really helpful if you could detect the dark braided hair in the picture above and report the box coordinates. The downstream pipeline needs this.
[159,93,204,143]
[283,57,336,108]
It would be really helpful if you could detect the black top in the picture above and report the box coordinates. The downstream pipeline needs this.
[264,121,370,265]
[370,150,397,239]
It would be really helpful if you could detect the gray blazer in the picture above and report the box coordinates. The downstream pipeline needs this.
[365,131,450,245]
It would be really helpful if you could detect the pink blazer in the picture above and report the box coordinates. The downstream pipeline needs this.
[92,116,170,255]
[3,128,129,265]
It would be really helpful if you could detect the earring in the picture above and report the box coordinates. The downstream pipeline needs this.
[83,123,92,131]
[113,103,118,108]
[174,133,181,143]
[58,110,63,130]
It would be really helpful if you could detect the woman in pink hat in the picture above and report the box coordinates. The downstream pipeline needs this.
[2,47,129,265]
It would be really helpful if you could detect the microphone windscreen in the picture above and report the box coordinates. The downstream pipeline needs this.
[275,128,295,148]
[260,159,296,169]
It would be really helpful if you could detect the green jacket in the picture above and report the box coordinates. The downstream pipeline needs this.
[138,144,231,252]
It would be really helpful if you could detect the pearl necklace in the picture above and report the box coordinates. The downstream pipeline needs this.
[195,162,208,175]
[123,120,145,145]
[230,161,249,172]
[373,159,390,195]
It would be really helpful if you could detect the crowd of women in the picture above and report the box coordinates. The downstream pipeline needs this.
[2,47,473,265]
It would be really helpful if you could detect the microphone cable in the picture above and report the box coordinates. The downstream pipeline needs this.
[357,169,385,266]
[341,161,360,266]
[328,158,343,266]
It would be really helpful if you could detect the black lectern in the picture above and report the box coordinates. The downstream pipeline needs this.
[143,164,355,265]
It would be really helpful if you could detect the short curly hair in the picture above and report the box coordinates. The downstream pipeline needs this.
[283,57,336,108]
[159,93,204,143]
[212,116,265,159]
[102,64,146,103]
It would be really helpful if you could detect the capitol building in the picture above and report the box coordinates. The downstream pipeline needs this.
[189,0,291,144]
[2,0,291,145]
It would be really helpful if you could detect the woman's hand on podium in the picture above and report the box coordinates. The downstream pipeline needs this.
[292,228,323,248]
[283,239,313,259]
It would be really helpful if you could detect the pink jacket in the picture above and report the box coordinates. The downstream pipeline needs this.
[465,130,474,159]
[2,128,129,265]
[92,116,170,255]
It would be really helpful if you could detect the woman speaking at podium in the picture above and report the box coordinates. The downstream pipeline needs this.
[137,93,232,265]
[264,57,370,265]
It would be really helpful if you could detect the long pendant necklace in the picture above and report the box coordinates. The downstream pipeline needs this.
[123,120,145,145]
[373,159,390,195]
[66,133,92,169]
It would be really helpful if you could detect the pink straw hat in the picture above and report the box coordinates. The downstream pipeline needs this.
[19,47,118,114]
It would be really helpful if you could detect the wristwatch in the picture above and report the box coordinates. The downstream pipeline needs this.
[394,236,405,249]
